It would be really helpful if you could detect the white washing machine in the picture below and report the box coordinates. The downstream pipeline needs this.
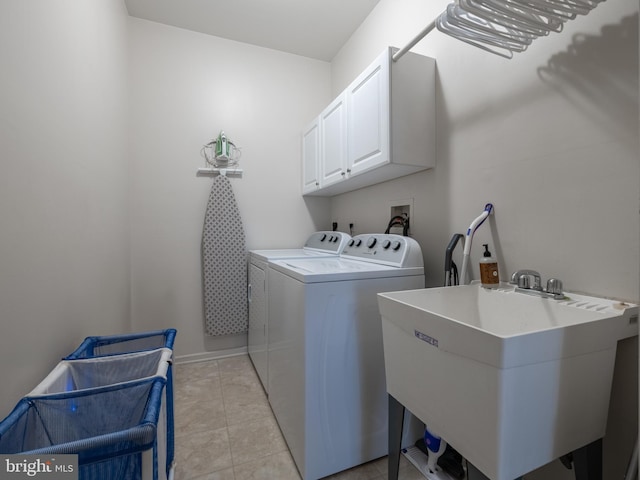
[248,231,351,392]
[267,233,425,479]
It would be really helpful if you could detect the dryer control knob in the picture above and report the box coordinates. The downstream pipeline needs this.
[320,234,327,242]
[355,239,362,247]
[348,239,355,247]
[391,241,402,251]
[367,237,377,248]
[382,240,391,249]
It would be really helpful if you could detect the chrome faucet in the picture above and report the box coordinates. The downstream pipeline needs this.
[510,269,542,290]
[510,270,564,300]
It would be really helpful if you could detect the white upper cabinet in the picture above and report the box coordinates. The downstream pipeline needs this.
[319,93,348,188]
[347,51,390,177]
[301,47,435,197]
[301,118,320,194]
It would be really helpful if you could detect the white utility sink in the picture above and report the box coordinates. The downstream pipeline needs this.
[378,283,638,480]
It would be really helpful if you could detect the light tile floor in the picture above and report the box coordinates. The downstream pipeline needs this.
[173,355,426,480]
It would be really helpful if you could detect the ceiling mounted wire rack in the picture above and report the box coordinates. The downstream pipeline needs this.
[393,0,606,60]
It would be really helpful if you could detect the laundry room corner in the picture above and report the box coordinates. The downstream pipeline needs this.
[126,17,333,360]
[327,0,638,478]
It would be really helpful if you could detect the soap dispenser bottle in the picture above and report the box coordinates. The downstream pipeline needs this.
[479,244,499,288]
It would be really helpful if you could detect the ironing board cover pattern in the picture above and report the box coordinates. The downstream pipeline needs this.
[201,175,248,336]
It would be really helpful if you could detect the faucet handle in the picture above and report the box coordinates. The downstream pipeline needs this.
[510,269,542,290]
[546,278,563,295]
[517,275,531,289]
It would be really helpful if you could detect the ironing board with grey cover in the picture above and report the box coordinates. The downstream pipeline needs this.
[201,175,248,336]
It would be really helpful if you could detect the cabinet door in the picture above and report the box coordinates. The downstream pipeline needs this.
[248,263,268,391]
[320,93,348,188]
[347,50,390,176]
[302,119,320,194]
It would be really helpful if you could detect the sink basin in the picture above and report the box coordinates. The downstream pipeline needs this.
[378,283,638,480]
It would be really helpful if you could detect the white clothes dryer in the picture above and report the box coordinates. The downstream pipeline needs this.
[248,231,350,392]
[267,234,425,479]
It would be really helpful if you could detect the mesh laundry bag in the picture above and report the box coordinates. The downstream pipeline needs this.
[29,349,172,395]
[0,377,166,480]
[65,329,176,359]
[64,329,177,479]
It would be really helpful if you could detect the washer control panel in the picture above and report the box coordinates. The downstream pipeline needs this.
[304,231,351,254]
[341,234,423,267]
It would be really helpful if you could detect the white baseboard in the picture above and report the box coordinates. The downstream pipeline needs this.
[174,346,248,365]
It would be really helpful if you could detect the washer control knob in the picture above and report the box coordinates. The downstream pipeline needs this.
[382,240,391,249]
[333,236,339,243]
[391,241,402,251]
[355,239,362,247]
[320,234,327,242]
[348,239,355,247]
[367,237,377,248]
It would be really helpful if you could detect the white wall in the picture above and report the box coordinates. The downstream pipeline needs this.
[0,1,131,414]
[329,0,639,478]
[127,18,331,359]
